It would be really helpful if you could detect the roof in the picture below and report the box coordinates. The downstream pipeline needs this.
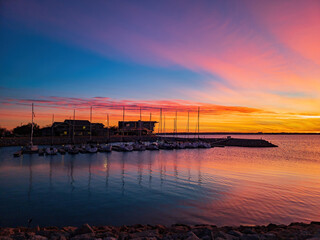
[64,120,90,125]
[119,120,158,123]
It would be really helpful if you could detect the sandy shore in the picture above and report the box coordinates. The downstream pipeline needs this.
[1,222,320,240]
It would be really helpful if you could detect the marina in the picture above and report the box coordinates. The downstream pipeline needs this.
[7,103,277,157]
[11,137,277,157]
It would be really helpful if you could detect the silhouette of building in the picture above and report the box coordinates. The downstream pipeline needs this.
[117,120,157,135]
[41,120,105,136]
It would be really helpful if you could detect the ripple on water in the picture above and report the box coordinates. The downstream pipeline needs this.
[0,135,320,227]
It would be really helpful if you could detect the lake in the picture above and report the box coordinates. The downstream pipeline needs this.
[0,135,320,227]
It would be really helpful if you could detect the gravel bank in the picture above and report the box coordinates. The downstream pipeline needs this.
[1,222,320,240]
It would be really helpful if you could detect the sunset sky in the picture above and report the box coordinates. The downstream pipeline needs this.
[1,0,320,132]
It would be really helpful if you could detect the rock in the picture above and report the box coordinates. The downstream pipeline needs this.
[214,231,237,240]
[289,222,308,227]
[201,236,211,240]
[0,237,13,240]
[185,231,200,240]
[239,234,260,240]
[266,224,277,232]
[9,232,26,240]
[191,227,214,239]
[70,233,96,240]
[29,235,48,240]
[62,226,77,235]
[262,233,276,240]
[50,235,67,240]
[118,232,129,240]
[51,232,70,240]
[75,224,95,235]
[35,230,53,238]
[131,238,157,240]
[170,225,191,233]
[242,229,256,235]
[129,229,159,238]
[228,230,243,237]
[0,228,15,236]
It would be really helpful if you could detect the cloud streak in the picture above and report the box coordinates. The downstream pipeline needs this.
[1,1,320,132]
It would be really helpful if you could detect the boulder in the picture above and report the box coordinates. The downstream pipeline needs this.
[74,224,95,235]
[70,233,96,240]
[228,230,243,237]
[214,231,237,240]
[185,231,200,240]
[129,229,159,238]
[29,235,48,240]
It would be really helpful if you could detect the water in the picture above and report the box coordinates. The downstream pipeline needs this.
[0,135,320,227]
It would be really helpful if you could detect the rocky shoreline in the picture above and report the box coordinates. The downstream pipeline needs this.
[1,222,320,240]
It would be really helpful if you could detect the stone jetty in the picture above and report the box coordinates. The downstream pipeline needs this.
[0,136,277,148]
[1,222,320,240]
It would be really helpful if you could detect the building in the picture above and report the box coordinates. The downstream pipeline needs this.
[41,119,105,137]
[117,120,157,135]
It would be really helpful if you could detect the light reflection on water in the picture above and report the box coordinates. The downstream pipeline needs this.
[0,135,320,227]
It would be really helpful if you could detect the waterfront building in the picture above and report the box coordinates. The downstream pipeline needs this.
[117,120,157,135]
[41,120,105,136]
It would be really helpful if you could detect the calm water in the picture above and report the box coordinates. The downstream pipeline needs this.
[0,135,320,227]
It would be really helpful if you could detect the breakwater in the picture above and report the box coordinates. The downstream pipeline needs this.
[0,136,277,148]
[163,137,278,147]
[1,222,319,239]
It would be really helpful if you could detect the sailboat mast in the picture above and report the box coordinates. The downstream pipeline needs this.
[122,106,125,137]
[149,112,152,135]
[197,107,200,139]
[139,107,142,138]
[158,108,162,134]
[31,103,34,146]
[107,113,110,140]
[175,110,178,136]
[90,106,92,141]
[51,114,54,145]
[187,110,189,136]
[164,114,166,136]
[73,109,75,144]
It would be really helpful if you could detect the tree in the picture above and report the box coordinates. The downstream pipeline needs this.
[13,123,41,137]
[0,126,11,137]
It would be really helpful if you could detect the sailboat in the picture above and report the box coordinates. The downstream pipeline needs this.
[196,107,211,148]
[23,103,39,153]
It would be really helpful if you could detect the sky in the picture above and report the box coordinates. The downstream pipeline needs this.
[0,0,320,132]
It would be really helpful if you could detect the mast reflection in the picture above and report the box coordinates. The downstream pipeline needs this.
[28,156,33,200]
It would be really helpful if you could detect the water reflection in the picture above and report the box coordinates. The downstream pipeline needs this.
[0,135,320,227]
[28,157,32,200]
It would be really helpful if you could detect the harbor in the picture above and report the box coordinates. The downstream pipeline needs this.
[10,136,277,157]
[3,103,277,157]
